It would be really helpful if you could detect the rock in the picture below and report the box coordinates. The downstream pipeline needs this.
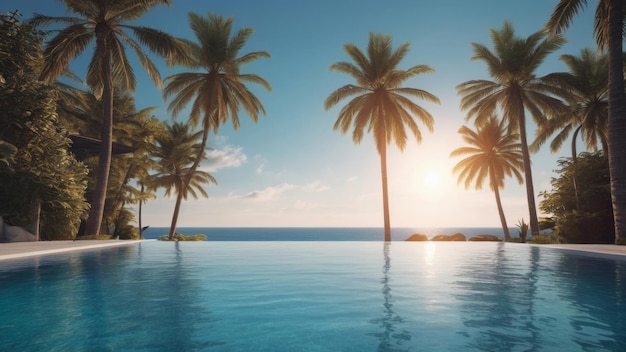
[405,233,428,241]
[0,216,37,242]
[431,233,466,241]
[468,234,501,242]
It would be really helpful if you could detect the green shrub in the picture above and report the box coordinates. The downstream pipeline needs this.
[77,234,113,240]
[528,234,560,244]
[157,233,207,241]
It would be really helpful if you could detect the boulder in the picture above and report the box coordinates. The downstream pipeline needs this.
[0,216,37,243]
[405,233,428,241]
[468,234,501,242]
[431,233,466,241]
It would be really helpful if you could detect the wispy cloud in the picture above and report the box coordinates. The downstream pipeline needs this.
[203,145,247,172]
[242,180,330,202]
[243,183,296,201]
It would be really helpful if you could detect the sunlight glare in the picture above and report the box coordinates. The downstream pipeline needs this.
[423,171,441,190]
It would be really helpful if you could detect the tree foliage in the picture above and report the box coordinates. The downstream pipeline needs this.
[0,12,89,240]
[539,152,614,243]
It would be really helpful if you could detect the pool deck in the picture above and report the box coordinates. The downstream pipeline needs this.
[0,240,141,261]
[1,241,626,261]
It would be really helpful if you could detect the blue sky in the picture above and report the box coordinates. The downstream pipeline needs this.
[3,1,598,228]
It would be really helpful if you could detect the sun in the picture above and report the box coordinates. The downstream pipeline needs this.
[423,171,441,190]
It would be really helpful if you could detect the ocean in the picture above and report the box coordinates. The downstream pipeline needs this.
[140,227,517,241]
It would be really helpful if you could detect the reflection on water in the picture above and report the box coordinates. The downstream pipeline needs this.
[0,243,224,351]
[368,243,411,351]
[454,243,543,351]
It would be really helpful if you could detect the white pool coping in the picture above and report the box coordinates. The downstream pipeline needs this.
[1,241,626,261]
[0,240,141,261]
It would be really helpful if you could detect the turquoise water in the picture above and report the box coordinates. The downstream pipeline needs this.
[0,241,625,351]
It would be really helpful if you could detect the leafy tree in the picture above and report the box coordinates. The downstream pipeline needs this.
[325,33,440,242]
[28,0,187,236]
[450,117,524,241]
[0,11,88,240]
[546,0,626,244]
[149,122,217,238]
[56,84,162,237]
[532,48,608,160]
[456,21,566,240]
[163,12,271,240]
[539,152,614,243]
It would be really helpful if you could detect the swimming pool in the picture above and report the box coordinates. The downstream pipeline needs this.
[0,241,624,351]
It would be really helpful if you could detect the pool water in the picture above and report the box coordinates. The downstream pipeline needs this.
[0,241,625,351]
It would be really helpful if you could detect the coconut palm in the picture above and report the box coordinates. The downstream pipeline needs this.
[532,48,608,161]
[325,33,440,242]
[163,12,271,239]
[546,0,626,244]
[456,21,566,240]
[149,122,217,237]
[451,117,524,241]
[28,0,187,236]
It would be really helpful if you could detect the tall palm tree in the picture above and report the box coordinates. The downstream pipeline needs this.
[28,0,187,236]
[456,21,566,239]
[325,33,440,242]
[149,122,216,238]
[546,0,626,243]
[163,12,271,239]
[532,48,609,161]
[450,117,524,241]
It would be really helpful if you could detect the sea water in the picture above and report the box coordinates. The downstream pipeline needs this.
[140,227,517,241]
[0,241,624,351]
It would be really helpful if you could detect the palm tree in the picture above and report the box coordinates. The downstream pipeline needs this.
[325,33,440,242]
[532,48,608,161]
[546,0,626,244]
[149,122,216,238]
[450,117,524,241]
[456,21,566,239]
[29,0,187,236]
[532,48,609,211]
[163,12,271,239]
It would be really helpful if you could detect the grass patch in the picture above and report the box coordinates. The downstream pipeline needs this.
[157,233,207,241]
[76,234,114,240]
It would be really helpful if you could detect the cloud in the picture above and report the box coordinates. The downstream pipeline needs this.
[302,180,330,193]
[242,180,330,202]
[243,183,296,202]
[203,145,247,172]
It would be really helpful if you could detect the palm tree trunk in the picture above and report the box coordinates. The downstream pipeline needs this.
[168,191,184,240]
[491,171,510,241]
[138,183,144,239]
[167,124,209,240]
[85,26,114,236]
[379,141,391,242]
[607,0,626,244]
[517,105,540,241]
[571,125,582,211]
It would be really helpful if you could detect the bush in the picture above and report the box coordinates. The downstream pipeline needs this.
[157,233,207,241]
[528,234,560,244]
[77,234,114,240]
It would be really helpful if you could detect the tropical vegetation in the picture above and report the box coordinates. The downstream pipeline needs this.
[325,33,440,242]
[457,21,566,240]
[28,0,186,236]
[450,117,524,241]
[162,12,271,240]
[540,152,614,243]
[545,0,626,244]
[0,12,89,240]
[148,122,216,240]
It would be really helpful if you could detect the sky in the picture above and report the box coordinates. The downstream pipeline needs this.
[2,1,599,228]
